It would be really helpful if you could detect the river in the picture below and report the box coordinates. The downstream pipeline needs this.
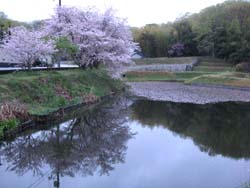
[0,96,250,188]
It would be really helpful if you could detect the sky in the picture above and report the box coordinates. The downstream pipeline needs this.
[0,0,225,27]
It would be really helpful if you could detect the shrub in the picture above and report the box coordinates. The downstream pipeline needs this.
[0,102,28,121]
[235,62,250,72]
[0,119,19,137]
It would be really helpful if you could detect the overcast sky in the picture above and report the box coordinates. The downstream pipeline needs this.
[0,0,225,26]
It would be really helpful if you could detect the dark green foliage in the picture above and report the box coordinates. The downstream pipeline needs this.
[0,12,26,42]
[54,37,79,62]
[168,43,185,57]
[132,23,176,57]
[133,0,250,63]
[0,119,19,138]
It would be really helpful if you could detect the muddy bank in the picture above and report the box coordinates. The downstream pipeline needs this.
[128,82,250,104]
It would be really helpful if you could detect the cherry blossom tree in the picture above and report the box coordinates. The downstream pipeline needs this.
[2,26,56,70]
[45,6,138,69]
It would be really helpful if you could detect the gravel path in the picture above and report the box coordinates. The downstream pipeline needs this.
[127,82,250,104]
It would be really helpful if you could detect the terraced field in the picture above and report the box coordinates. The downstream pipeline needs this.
[133,57,196,65]
[193,57,235,72]
[125,57,250,88]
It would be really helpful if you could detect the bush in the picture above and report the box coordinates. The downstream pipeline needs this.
[0,102,28,121]
[235,62,250,72]
[0,119,19,137]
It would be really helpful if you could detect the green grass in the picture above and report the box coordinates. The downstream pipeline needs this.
[125,71,214,82]
[0,119,19,138]
[194,57,234,72]
[186,72,250,87]
[133,57,196,65]
[199,61,232,67]
[193,66,235,72]
[198,57,227,63]
[126,69,250,88]
[0,69,124,115]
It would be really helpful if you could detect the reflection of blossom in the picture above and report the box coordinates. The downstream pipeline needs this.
[0,97,134,180]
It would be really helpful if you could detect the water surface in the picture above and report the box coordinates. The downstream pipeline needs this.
[1,98,250,188]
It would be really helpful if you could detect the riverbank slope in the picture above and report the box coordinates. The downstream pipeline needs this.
[0,69,124,136]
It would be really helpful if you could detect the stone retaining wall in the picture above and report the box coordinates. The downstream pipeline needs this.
[127,58,199,72]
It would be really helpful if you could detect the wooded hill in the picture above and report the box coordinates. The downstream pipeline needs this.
[0,12,26,41]
[132,0,250,63]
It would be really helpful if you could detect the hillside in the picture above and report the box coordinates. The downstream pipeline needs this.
[132,0,250,63]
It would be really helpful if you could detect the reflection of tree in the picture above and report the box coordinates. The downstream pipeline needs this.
[0,96,133,187]
[240,180,250,188]
[132,100,250,160]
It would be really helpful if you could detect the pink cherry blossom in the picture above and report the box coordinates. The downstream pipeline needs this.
[2,26,56,69]
[45,6,138,68]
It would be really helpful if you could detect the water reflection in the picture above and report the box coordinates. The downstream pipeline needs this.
[131,100,250,160]
[1,98,250,188]
[0,97,134,188]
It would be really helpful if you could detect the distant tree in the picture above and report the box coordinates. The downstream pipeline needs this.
[173,18,197,56]
[225,18,242,62]
[168,43,185,57]
[0,24,4,42]
[192,0,250,62]
[133,24,175,57]
[133,0,250,62]
[53,36,79,63]
[0,12,28,43]
[0,12,7,19]
[139,31,157,57]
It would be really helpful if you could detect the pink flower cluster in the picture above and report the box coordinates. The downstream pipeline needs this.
[1,6,138,70]
[45,6,138,68]
[2,26,56,68]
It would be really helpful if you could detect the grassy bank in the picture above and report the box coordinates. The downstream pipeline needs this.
[0,69,124,136]
[125,71,214,82]
[186,72,250,87]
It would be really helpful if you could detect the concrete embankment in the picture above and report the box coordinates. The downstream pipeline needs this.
[127,59,199,72]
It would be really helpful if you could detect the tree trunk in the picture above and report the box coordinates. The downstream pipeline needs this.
[58,0,62,68]
[93,61,100,69]
[28,63,32,71]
